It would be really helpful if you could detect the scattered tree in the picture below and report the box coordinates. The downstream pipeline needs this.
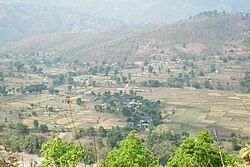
[211,64,216,73]
[204,79,212,89]
[241,72,250,93]
[39,124,49,133]
[16,122,29,135]
[148,65,154,73]
[33,120,39,130]
[68,85,72,93]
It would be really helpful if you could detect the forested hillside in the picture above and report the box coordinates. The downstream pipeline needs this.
[2,11,249,62]
[0,3,123,44]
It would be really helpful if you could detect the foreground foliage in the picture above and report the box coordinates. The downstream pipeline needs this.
[99,130,158,167]
[166,130,241,167]
[240,144,250,165]
[40,136,84,167]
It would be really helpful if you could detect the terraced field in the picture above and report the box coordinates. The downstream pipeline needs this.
[139,88,250,135]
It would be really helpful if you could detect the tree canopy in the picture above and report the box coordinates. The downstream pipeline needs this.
[166,130,240,167]
[99,130,158,167]
[40,136,84,167]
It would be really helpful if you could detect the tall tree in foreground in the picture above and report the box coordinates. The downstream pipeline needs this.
[40,136,84,167]
[166,130,241,167]
[99,130,158,167]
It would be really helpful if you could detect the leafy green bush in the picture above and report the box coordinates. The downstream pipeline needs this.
[166,130,241,167]
[40,136,84,167]
[99,130,158,167]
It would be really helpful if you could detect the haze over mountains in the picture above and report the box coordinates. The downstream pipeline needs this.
[2,11,250,62]
[0,0,249,61]
[0,3,123,44]
[2,0,250,23]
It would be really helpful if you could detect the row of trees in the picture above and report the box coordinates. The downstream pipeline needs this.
[0,122,47,154]
[141,80,161,87]
[0,121,49,154]
[7,121,49,135]
[38,130,248,167]
[18,84,47,94]
[139,74,233,91]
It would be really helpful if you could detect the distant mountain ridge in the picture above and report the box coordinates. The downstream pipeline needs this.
[2,11,249,62]
[77,0,250,23]
[2,0,250,23]
[0,3,123,44]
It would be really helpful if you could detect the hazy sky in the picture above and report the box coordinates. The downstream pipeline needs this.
[1,0,250,23]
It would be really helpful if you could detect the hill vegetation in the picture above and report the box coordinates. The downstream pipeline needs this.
[30,130,249,166]
[2,11,249,62]
[0,3,123,44]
